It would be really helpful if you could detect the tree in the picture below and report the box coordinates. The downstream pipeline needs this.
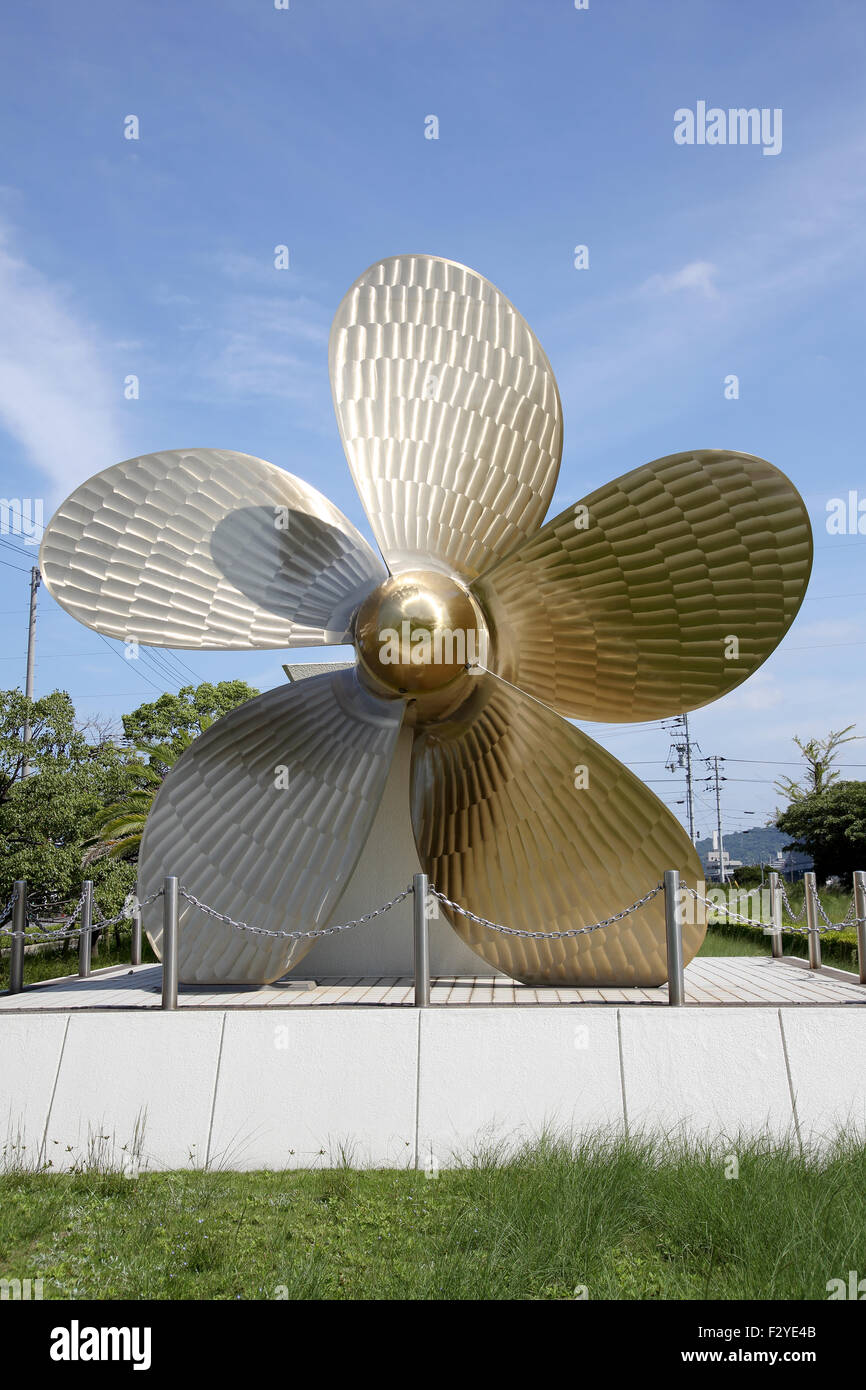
[121,681,259,754]
[0,689,137,917]
[776,782,866,884]
[89,680,260,861]
[774,724,860,803]
[86,735,195,862]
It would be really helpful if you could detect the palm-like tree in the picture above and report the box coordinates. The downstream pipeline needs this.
[86,728,208,861]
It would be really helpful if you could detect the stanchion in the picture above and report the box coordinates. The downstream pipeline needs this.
[413,873,430,1008]
[854,870,866,987]
[664,869,685,1006]
[78,880,93,979]
[162,876,179,1010]
[8,880,27,994]
[131,901,142,967]
[768,871,783,959]
[803,871,821,970]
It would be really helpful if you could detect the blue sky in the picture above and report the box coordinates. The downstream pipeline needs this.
[0,0,864,840]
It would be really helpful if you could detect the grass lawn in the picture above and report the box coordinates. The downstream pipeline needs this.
[2,1137,864,1300]
[698,927,770,957]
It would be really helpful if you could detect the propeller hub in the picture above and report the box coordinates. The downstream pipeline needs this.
[354,571,487,696]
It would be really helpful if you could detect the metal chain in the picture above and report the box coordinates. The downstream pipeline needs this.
[839,894,858,927]
[7,921,86,943]
[0,889,85,941]
[683,885,865,935]
[778,882,806,923]
[684,886,771,928]
[429,883,663,939]
[80,887,163,936]
[0,888,17,926]
[3,876,862,949]
[783,881,863,934]
[0,887,161,943]
[178,885,412,939]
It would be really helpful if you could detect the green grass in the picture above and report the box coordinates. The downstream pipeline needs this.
[698,927,770,957]
[2,1135,865,1299]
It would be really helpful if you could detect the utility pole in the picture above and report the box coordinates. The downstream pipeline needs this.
[22,565,40,778]
[683,713,696,844]
[706,755,727,884]
[665,713,700,843]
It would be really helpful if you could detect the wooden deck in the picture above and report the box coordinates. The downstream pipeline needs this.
[2,955,865,1010]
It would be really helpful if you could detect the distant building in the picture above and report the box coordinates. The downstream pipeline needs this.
[705,848,743,881]
[695,826,812,880]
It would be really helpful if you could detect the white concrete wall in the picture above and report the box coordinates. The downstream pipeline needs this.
[3,1006,864,1171]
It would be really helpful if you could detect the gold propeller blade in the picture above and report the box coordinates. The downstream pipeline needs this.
[329,254,563,582]
[411,673,705,986]
[39,448,386,649]
[139,669,405,984]
[474,450,812,722]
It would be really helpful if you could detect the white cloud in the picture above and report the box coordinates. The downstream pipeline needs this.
[789,617,865,644]
[0,222,125,499]
[640,260,719,300]
[544,132,866,454]
[717,671,784,712]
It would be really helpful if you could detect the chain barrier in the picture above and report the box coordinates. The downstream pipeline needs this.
[778,881,807,923]
[428,883,664,939]
[0,887,156,945]
[0,889,17,927]
[2,877,864,954]
[687,883,865,936]
[178,885,412,939]
[684,886,771,929]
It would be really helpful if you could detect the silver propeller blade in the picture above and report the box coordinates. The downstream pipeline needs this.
[139,669,405,983]
[39,448,386,648]
[329,254,563,581]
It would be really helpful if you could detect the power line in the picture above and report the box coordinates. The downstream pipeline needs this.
[94,633,166,694]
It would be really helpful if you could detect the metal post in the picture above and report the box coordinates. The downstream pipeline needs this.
[78,880,93,978]
[803,870,821,970]
[131,903,142,967]
[413,872,430,1008]
[664,869,685,1006]
[161,876,179,1010]
[8,880,27,994]
[22,567,40,779]
[768,871,783,959]
[854,871,866,987]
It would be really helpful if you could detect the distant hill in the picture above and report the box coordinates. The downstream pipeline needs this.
[694,824,811,871]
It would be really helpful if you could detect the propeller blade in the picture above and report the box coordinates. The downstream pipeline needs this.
[40,448,385,648]
[139,668,404,983]
[411,673,705,986]
[474,450,812,722]
[330,254,563,581]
